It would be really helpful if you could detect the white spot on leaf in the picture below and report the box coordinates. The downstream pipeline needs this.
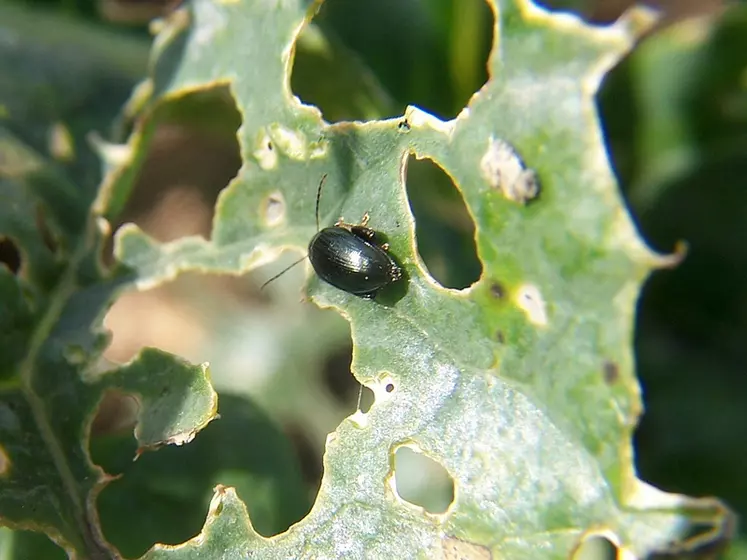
[262,192,285,227]
[309,138,329,159]
[254,129,278,170]
[192,1,227,47]
[480,136,540,204]
[370,375,397,405]
[515,283,548,326]
[268,123,307,160]
[403,105,455,135]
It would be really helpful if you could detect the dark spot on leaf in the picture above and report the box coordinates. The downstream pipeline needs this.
[0,237,21,274]
[267,140,273,151]
[603,361,619,385]
[495,330,505,344]
[385,382,395,393]
[214,501,224,516]
[571,534,617,560]
[490,281,505,299]
[398,118,411,131]
[405,154,482,289]
[394,446,454,513]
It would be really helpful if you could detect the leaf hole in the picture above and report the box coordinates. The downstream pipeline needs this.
[321,341,358,405]
[102,270,355,546]
[358,386,375,414]
[284,422,324,494]
[290,0,493,121]
[92,394,313,557]
[393,446,454,514]
[112,87,241,245]
[405,155,482,289]
[0,237,21,275]
[362,376,397,411]
[571,534,618,560]
[89,390,139,439]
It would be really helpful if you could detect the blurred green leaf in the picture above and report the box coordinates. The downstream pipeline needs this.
[600,6,747,213]
[0,8,217,557]
[312,0,493,119]
[291,23,398,122]
[0,2,149,195]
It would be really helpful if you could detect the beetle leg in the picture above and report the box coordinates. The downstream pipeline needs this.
[381,242,390,251]
[334,216,345,227]
[350,225,377,242]
[360,212,370,227]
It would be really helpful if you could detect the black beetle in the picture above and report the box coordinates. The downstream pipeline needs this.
[261,175,403,299]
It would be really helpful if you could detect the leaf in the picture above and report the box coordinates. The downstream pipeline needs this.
[0,2,149,195]
[0,19,218,558]
[597,5,747,549]
[93,394,310,558]
[110,0,732,558]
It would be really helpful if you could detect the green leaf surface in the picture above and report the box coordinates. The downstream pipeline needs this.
[102,0,732,558]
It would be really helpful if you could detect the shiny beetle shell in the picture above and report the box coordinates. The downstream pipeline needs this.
[309,226,402,299]
[259,175,404,298]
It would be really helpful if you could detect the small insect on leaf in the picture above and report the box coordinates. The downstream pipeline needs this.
[261,175,403,299]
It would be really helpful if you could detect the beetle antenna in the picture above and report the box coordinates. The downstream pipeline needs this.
[260,254,308,291]
[315,174,328,232]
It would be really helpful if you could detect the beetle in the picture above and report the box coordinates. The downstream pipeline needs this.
[261,175,403,299]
